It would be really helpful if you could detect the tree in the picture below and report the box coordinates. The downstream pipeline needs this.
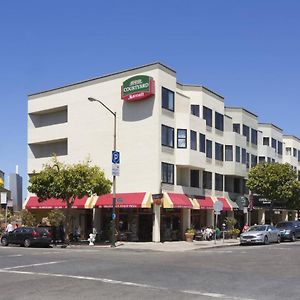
[20,209,36,226]
[247,163,300,223]
[28,157,112,243]
[47,210,66,227]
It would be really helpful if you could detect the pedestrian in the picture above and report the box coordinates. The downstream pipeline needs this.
[242,224,249,233]
[6,222,14,233]
[59,223,65,243]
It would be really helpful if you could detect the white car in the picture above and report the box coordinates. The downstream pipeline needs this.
[240,225,281,245]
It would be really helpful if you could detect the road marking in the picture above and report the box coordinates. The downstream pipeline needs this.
[0,268,255,300]
[183,290,256,299]
[0,254,22,258]
[3,260,66,270]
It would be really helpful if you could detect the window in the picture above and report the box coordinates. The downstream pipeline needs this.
[278,141,283,155]
[203,171,212,189]
[191,105,200,117]
[272,158,275,163]
[242,148,246,164]
[263,137,269,146]
[215,142,224,161]
[272,138,277,150]
[246,152,250,168]
[161,162,174,184]
[293,148,297,157]
[251,129,258,145]
[162,87,174,111]
[203,106,212,127]
[190,170,199,188]
[199,133,205,153]
[161,125,174,148]
[190,130,197,150]
[251,155,257,167]
[286,147,292,156]
[206,140,212,158]
[298,171,300,181]
[236,146,240,162]
[215,173,223,191]
[177,129,187,148]
[298,150,300,162]
[259,156,265,163]
[233,123,240,134]
[242,125,250,142]
[215,112,224,131]
[267,157,271,163]
[225,145,233,161]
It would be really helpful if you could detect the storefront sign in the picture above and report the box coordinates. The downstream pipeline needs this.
[121,75,155,101]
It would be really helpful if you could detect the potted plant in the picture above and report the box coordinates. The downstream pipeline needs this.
[228,228,240,239]
[185,227,196,242]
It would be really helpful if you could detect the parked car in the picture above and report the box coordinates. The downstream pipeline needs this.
[1,227,52,247]
[240,225,281,245]
[276,221,300,242]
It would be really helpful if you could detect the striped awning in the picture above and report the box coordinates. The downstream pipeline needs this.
[163,193,195,209]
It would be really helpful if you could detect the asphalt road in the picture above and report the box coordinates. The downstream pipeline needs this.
[0,242,299,300]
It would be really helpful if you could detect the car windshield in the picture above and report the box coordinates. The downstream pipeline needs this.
[276,222,293,228]
[248,225,266,232]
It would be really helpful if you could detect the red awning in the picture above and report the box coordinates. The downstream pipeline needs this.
[94,192,152,208]
[194,196,214,209]
[216,197,232,211]
[163,193,194,208]
[25,196,89,209]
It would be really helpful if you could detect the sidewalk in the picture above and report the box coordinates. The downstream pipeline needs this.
[66,238,240,252]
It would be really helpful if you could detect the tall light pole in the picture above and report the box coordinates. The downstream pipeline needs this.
[88,97,117,247]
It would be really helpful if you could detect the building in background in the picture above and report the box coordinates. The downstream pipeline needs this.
[9,165,23,212]
[26,62,300,242]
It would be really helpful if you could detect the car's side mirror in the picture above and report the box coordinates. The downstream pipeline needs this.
[268,228,272,232]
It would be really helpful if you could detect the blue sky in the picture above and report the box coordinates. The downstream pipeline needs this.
[1,1,300,197]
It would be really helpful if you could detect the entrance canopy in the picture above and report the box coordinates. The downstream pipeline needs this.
[193,196,214,209]
[216,197,233,211]
[94,192,152,208]
[163,193,194,209]
[24,195,90,209]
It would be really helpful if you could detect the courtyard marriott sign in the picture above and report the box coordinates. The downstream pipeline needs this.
[121,75,155,101]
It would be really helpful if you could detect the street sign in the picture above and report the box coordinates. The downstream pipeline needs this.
[112,213,116,220]
[214,211,221,215]
[112,151,120,164]
[112,164,120,176]
[213,200,223,212]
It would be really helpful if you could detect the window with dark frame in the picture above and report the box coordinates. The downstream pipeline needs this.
[263,137,269,146]
[272,138,277,150]
[206,139,212,158]
[161,125,174,148]
[242,125,250,142]
[162,87,174,111]
[190,130,197,150]
[278,141,283,155]
[191,105,200,117]
[233,123,240,134]
[199,133,206,153]
[251,155,257,167]
[203,106,212,127]
[203,171,212,189]
[236,146,241,163]
[215,112,224,131]
[251,129,258,145]
[246,152,250,168]
[259,156,265,163]
[190,170,200,188]
[161,162,174,184]
[215,142,224,161]
[215,173,223,191]
[242,148,246,164]
[225,145,233,161]
[177,129,187,148]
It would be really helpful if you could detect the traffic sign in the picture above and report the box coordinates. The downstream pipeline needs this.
[213,200,223,212]
[112,151,120,164]
[112,164,120,176]
[112,213,116,220]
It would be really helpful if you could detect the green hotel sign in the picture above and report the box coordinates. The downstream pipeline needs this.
[121,75,155,101]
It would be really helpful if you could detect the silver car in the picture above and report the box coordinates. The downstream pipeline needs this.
[240,225,281,245]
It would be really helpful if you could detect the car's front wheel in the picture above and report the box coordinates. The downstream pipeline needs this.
[1,238,8,246]
[24,239,31,248]
[291,234,296,242]
[264,236,269,245]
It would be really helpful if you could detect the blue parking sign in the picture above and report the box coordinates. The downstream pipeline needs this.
[112,151,120,164]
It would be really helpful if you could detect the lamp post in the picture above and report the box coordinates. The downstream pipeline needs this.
[88,97,117,247]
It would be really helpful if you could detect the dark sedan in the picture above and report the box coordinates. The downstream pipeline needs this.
[1,227,52,247]
[276,221,300,242]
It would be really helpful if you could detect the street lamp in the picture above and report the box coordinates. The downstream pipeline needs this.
[88,97,117,248]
